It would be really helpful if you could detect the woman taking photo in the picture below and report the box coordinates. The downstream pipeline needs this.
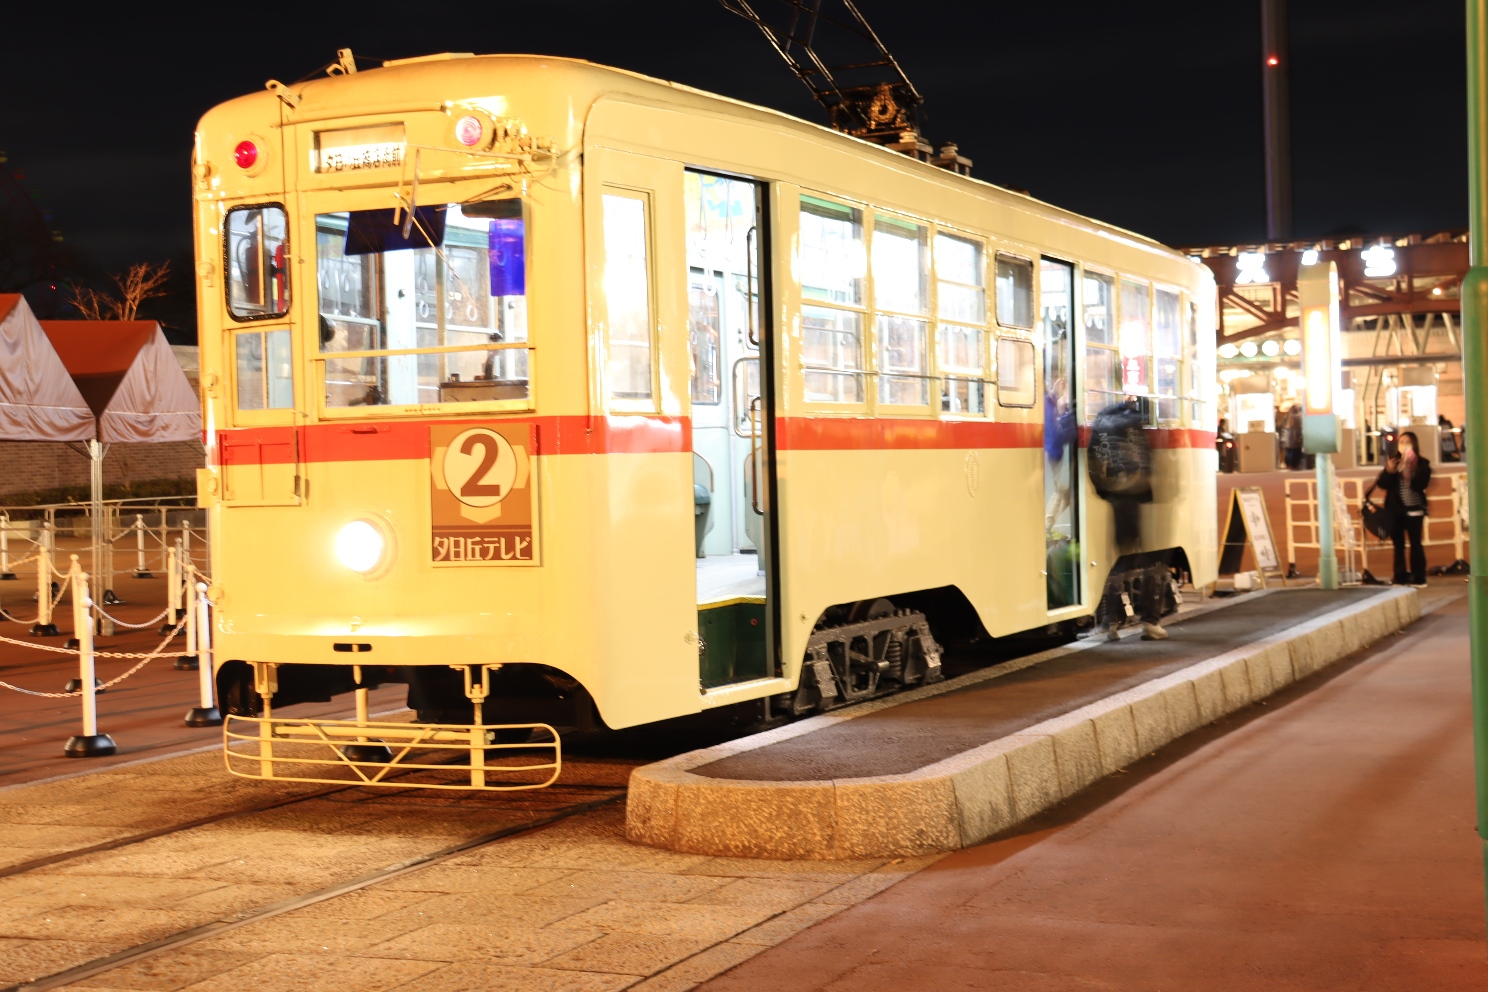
[1376,430,1432,586]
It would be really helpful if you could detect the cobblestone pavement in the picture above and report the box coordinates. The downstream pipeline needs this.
[0,748,937,992]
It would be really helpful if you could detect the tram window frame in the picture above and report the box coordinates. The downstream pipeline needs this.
[1081,268,1120,423]
[233,328,295,413]
[602,189,658,408]
[994,253,1034,330]
[995,336,1037,408]
[1118,277,1152,403]
[799,192,868,406]
[309,197,536,418]
[872,213,931,409]
[1152,285,1183,424]
[934,231,989,417]
[1184,296,1209,424]
[225,203,291,322]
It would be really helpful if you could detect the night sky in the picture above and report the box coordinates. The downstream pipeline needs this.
[1,0,1467,282]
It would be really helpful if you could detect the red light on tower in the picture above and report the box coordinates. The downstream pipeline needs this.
[1266,55,1279,66]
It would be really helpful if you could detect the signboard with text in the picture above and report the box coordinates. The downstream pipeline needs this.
[429,423,539,566]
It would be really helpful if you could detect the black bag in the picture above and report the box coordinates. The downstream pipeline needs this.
[1088,401,1152,501]
[1361,486,1394,540]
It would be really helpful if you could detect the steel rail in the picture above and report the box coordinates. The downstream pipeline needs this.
[0,790,624,992]
[0,743,513,880]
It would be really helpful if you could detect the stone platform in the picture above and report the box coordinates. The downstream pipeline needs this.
[627,586,1422,860]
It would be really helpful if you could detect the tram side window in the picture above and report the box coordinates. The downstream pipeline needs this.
[1119,278,1151,400]
[873,215,929,406]
[995,254,1033,329]
[315,200,530,409]
[800,194,866,403]
[996,337,1036,408]
[235,329,293,410]
[226,205,290,320]
[1185,299,1206,423]
[603,192,654,403]
[936,233,986,415]
[1153,288,1182,422]
[1082,271,1119,421]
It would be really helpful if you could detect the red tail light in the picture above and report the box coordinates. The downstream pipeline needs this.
[234,140,259,170]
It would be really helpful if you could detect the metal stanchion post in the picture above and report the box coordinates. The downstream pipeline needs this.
[179,570,199,671]
[64,567,115,757]
[0,512,14,580]
[30,532,58,637]
[181,523,191,568]
[133,514,152,578]
[1465,0,1488,940]
[162,541,182,637]
[185,581,221,727]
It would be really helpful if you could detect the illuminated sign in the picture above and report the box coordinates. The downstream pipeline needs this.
[1235,251,1270,285]
[1361,245,1397,278]
[313,124,406,173]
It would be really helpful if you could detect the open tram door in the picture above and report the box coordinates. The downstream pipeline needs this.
[684,170,777,691]
[1041,257,1082,611]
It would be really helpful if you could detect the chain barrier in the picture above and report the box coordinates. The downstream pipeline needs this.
[0,620,188,696]
[94,605,171,630]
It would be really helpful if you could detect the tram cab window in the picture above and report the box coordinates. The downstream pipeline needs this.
[800,195,866,403]
[235,329,293,410]
[995,254,1033,329]
[226,205,290,320]
[314,200,530,408]
[1082,271,1119,421]
[996,337,1036,408]
[936,233,987,415]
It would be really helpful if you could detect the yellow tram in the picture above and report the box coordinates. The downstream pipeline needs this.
[193,52,1218,786]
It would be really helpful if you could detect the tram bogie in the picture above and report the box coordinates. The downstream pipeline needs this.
[193,53,1217,789]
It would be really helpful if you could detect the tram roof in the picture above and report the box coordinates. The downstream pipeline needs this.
[200,54,1191,268]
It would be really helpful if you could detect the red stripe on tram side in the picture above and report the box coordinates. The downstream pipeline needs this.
[776,417,1043,451]
[215,416,690,465]
[1149,428,1219,449]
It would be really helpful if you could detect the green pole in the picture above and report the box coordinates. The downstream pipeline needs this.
[1463,0,1488,933]
[1316,452,1338,589]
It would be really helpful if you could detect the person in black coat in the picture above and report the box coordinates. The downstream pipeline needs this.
[1376,430,1432,586]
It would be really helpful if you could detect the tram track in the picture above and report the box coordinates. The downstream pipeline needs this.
[1,788,624,992]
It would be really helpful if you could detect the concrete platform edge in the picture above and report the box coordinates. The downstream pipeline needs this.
[626,587,1421,859]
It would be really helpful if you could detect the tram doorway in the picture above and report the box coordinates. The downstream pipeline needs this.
[685,170,775,689]
[1041,258,1081,610]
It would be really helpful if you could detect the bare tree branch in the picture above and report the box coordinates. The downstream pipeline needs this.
[64,261,173,321]
[114,261,172,320]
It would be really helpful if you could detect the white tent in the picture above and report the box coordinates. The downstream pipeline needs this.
[0,296,202,603]
[0,295,94,442]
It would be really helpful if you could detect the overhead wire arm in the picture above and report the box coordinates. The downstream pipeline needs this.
[717,0,969,173]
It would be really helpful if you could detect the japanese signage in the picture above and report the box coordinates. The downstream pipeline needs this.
[429,423,538,566]
[313,124,407,173]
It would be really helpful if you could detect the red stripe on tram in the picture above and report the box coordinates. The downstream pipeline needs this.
[216,416,691,465]
[776,417,1043,451]
[216,417,1210,464]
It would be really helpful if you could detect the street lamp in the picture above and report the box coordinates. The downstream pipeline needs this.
[1299,257,1342,590]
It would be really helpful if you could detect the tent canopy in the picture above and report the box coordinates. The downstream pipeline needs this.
[39,320,201,444]
[0,295,95,442]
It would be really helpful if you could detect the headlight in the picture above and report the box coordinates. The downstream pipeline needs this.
[335,520,385,574]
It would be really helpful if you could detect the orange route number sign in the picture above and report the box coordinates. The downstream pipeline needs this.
[429,423,538,566]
